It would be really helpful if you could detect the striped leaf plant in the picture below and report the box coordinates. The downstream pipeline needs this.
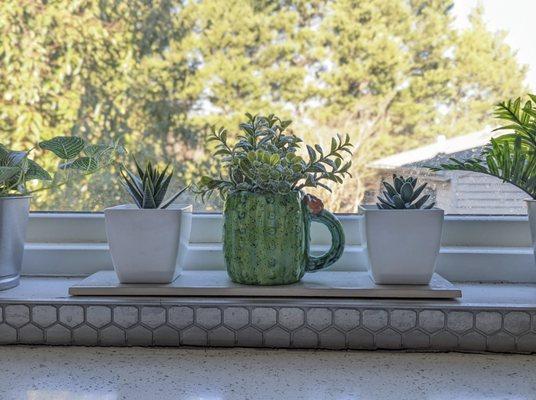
[0,136,123,197]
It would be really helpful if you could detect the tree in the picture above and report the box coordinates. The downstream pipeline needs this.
[301,0,526,211]
[0,0,527,212]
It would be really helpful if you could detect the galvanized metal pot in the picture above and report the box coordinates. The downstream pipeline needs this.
[526,200,536,264]
[0,196,31,290]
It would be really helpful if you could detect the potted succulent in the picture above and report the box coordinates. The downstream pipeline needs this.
[0,137,121,290]
[431,94,536,262]
[197,113,352,285]
[104,160,191,284]
[360,175,443,284]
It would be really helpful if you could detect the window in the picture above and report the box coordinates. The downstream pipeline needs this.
[1,0,533,214]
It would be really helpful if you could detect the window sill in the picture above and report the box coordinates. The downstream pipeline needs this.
[20,212,536,282]
[1,275,535,353]
[22,241,536,283]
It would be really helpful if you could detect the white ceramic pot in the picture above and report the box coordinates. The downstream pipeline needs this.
[526,200,536,264]
[359,205,444,285]
[104,204,192,284]
[0,196,31,290]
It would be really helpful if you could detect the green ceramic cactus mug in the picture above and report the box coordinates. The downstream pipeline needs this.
[223,191,345,285]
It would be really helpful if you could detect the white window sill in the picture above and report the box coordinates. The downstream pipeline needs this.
[0,275,534,307]
[21,213,536,283]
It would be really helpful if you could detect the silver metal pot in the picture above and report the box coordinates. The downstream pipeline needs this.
[526,199,536,265]
[0,196,30,290]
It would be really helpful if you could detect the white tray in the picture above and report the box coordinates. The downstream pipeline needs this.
[69,271,462,299]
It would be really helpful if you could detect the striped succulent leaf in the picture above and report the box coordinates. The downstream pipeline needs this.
[120,159,188,209]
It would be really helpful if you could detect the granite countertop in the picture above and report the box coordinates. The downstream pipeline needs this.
[0,346,535,400]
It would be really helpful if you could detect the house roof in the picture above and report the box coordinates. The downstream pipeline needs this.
[369,130,494,170]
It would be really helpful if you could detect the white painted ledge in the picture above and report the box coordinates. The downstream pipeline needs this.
[20,213,536,283]
[3,276,536,309]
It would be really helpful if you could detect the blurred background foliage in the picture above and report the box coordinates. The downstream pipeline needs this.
[0,0,526,211]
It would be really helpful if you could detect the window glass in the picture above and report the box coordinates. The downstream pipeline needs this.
[0,0,532,213]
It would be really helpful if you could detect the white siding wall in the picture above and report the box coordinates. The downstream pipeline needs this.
[437,172,527,215]
[372,170,527,215]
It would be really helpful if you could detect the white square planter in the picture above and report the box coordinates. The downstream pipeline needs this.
[359,205,444,284]
[104,204,192,284]
[0,196,30,290]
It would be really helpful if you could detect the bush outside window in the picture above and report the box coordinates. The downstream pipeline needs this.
[0,0,530,213]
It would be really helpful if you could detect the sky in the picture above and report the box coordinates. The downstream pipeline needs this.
[453,0,536,91]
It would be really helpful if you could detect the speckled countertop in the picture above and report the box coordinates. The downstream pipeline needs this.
[0,346,535,400]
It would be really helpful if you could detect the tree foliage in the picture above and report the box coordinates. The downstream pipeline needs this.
[0,0,527,211]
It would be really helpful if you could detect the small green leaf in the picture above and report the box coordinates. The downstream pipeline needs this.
[394,176,403,192]
[414,194,431,209]
[83,144,107,157]
[141,176,157,209]
[160,186,189,209]
[40,136,85,159]
[410,183,427,202]
[0,166,21,183]
[7,151,28,169]
[392,194,405,208]
[330,137,337,152]
[60,157,99,173]
[306,145,316,162]
[26,160,51,181]
[382,182,397,197]
[400,182,413,203]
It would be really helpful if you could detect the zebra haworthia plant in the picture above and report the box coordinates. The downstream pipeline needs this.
[120,159,188,209]
[376,175,435,209]
[0,136,122,197]
[106,160,192,285]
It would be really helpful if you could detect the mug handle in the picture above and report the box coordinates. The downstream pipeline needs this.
[305,207,345,273]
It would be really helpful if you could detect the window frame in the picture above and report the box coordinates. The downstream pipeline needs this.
[22,212,536,283]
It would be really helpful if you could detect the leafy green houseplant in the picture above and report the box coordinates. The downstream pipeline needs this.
[0,137,121,291]
[197,113,352,285]
[360,174,443,285]
[105,159,192,284]
[1,136,120,197]
[430,95,536,198]
[430,94,536,260]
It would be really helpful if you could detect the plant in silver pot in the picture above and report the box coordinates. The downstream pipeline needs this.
[360,175,443,285]
[430,94,536,263]
[104,159,191,284]
[0,137,121,290]
[196,113,352,286]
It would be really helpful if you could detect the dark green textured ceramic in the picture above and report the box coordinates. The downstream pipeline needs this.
[223,191,345,285]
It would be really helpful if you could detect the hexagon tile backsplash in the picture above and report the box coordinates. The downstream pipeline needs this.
[0,300,535,353]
